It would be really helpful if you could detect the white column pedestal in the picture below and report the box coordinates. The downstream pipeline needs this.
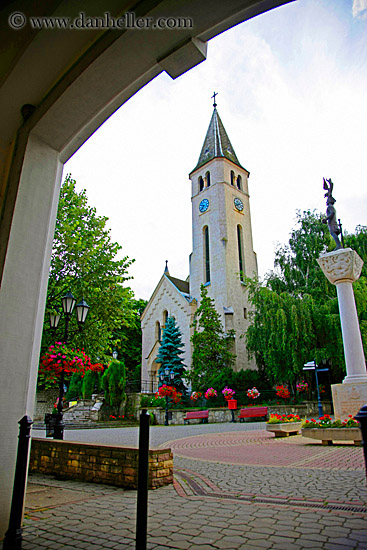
[317,248,367,419]
[335,281,367,383]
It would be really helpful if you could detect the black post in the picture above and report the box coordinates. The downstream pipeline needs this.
[164,395,169,426]
[54,314,70,440]
[53,369,65,440]
[136,409,150,550]
[315,368,323,417]
[3,415,33,550]
[355,404,367,481]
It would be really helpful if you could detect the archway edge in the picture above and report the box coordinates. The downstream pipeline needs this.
[0,0,293,538]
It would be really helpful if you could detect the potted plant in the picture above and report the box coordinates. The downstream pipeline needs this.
[204,387,218,399]
[301,414,362,445]
[222,387,235,400]
[266,413,302,437]
[247,387,260,401]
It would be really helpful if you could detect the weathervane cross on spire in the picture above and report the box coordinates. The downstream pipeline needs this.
[211,91,218,108]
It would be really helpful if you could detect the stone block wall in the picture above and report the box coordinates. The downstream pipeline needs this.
[34,388,59,421]
[148,401,333,425]
[30,439,173,489]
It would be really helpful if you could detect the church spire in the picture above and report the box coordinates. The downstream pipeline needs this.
[191,98,243,173]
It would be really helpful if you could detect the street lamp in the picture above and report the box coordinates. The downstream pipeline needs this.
[159,368,175,426]
[49,291,90,440]
[112,350,118,360]
[303,360,329,418]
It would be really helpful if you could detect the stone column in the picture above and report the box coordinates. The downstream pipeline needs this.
[317,248,367,418]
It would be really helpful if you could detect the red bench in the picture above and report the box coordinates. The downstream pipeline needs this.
[184,410,209,424]
[238,407,268,421]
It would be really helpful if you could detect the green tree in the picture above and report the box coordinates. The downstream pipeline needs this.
[189,285,236,392]
[155,316,186,394]
[82,369,103,399]
[113,298,147,386]
[345,225,367,276]
[246,214,367,386]
[246,280,315,390]
[65,372,83,401]
[40,174,137,367]
[102,359,126,414]
[267,209,335,301]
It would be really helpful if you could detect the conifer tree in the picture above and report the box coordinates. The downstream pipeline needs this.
[155,317,186,394]
[102,359,126,414]
[189,285,236,392]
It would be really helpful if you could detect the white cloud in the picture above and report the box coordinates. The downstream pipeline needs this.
[66,0,367,300]
[353,0,367,20]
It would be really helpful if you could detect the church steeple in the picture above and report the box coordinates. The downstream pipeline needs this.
[191,105,243,173]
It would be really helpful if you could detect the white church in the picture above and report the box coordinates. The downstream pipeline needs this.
[141,101,258,392]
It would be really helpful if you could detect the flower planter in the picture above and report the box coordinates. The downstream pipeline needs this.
[301,427,362,446]
[266,422,302,437]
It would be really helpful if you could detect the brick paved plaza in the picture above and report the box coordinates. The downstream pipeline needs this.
[22,422,367,549]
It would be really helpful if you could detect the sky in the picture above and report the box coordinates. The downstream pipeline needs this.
[65,0,367,301]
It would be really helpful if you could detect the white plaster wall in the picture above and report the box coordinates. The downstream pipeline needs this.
[189,158,257,371]
[141,277,195,390]
[0,135,62,536]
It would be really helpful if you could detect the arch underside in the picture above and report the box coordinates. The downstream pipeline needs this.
[0,0,293,538]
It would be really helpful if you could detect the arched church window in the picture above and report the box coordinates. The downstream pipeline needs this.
[204,226,210,283]
[205,171,211,187]
[156,321,161,342]
[237,225,245,281]
[199,177,204,192]
[236,175,242,190]
[230,170,235,185]
[163,310,169,326]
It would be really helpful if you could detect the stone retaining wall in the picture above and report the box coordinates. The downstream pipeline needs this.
[148,401,333,425]
[30,438,173,489]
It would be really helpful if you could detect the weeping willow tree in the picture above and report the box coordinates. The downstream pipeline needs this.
[245,278,346,388]
[246,283,314,390]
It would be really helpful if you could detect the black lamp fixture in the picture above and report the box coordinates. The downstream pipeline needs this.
[61,290,76,317]
[159,368,175,425]
[49,308,61,331]
[49,292,90,334]
[112,350,118,360]
[75,297,90,328]
[48,290,90,440]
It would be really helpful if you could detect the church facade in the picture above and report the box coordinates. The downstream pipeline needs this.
[141,104,258,392]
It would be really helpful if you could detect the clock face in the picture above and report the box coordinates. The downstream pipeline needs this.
[199,199,209,213]
[234,198,244,212]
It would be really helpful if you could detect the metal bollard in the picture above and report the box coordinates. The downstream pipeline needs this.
[355,404,367,481]
[135,409,150,550]
[3,415,33,550]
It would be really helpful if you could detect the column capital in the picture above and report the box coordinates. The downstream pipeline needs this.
[317,248,363,285]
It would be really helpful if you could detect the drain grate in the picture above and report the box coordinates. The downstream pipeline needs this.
[174,470,367,514]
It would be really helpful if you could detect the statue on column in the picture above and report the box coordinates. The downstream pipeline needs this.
[322,178,343,250]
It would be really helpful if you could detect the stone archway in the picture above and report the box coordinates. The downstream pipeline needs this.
[0,0,292,536]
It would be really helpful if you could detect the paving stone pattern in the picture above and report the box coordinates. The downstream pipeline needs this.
[22,424,367,549]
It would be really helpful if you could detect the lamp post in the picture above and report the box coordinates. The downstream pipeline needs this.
[112,349,118,360]
[159,367,175,426]
[50,291,90,440]
[303,360,329,418]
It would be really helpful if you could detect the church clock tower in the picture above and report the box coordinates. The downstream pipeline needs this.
[189,98,258,371]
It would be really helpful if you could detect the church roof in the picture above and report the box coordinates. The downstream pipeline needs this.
[165,274,189,295]
[191,107,244,173]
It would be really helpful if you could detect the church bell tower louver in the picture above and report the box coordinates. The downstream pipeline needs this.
[188,97,258,371]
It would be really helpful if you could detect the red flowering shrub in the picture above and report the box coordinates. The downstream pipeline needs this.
[276,385,291,399]
[39,342,103,383]
[157,385,182,404]
[190,391,202,402]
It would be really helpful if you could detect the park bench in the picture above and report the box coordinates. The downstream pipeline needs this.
[183,410,209,424]
[238,406,268,422]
